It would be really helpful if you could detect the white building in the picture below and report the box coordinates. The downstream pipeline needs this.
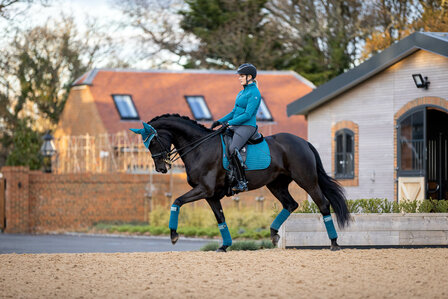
[287,32,448,202]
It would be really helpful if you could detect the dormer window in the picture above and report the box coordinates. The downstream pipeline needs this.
[112,94,139,120]
[256,98,273,121]
[185,96,213,121]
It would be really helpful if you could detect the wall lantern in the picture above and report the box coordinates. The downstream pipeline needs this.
[412,74,430,89]
[40,132,56,173]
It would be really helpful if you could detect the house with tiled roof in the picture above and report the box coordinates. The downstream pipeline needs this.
[54,68,314,173]
[56,68,313,138]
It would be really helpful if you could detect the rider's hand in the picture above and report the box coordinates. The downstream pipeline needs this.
[210,121,221,129]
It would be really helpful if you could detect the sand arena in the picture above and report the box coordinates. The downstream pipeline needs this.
[1,248,448,298]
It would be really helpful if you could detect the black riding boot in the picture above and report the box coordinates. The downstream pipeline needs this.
[230,149,248,192]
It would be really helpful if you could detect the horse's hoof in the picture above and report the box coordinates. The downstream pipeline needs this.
[271,234,280,247]
[216,246,228,253]
[170,229,179,245]
[330,245,341,251]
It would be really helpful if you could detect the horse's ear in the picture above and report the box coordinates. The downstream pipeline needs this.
[129,128,143,135]
[142,122,153,133]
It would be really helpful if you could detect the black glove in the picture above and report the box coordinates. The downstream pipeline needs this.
[221,122,229,128]
[210,121,221,129]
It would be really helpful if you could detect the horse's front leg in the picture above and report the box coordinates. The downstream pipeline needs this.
[169,186,210,245]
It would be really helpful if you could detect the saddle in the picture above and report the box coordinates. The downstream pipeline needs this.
[222,127,264,165]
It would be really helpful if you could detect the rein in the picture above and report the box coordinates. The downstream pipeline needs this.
[150,126,226,166]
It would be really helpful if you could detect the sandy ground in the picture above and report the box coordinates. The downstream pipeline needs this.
[1,248,448,299]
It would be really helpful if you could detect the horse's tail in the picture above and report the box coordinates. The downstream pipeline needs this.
[307,142,351,227]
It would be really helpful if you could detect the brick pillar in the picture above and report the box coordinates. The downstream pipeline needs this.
[1,166,30,233]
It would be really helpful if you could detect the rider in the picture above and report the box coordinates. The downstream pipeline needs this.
[210,63,261,192]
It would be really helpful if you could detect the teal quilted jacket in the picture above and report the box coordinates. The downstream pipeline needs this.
[218,82,261,127]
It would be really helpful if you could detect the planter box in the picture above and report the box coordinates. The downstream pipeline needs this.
[278,213,448,248]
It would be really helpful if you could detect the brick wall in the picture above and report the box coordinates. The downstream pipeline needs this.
[1,166,307,233]
[2,167,30,233]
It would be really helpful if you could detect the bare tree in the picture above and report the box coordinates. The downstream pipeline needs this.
[266,0,376,84]
[114,0,196,68]
[0,17,112,167]
[0,0,49,19]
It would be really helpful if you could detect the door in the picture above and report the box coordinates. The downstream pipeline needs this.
[427,109,448,200]
[397,108,425,201]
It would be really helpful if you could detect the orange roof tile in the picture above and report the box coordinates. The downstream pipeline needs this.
[78,69,313,139]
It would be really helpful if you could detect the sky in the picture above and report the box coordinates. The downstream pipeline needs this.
[0,0,183,70]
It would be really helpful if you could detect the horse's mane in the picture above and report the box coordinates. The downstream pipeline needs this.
[148,114,213,132]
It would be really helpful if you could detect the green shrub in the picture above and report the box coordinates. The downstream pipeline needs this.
[205,228,219,238]
[200,242,220,251]
[149,226,169,235]
[392,201,401,213]
[196,227,219,238]
[228,241,260,251]
[178,227,198,237]
[293,199,448,214]
[259,239,275,249]
[346,199,361,213]
[435,200,448,212]
[418,199,436,213]
[297,200,320,213]
[360,198,383,213]
[400,200,419,213]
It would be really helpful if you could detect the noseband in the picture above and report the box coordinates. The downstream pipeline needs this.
[146,132,173,168]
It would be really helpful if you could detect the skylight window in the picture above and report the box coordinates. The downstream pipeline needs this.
[185,96,212,121]
[112,95,139,120]
[256,98,273,121]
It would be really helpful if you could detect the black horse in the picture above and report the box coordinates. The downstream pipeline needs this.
[130,114,350,251]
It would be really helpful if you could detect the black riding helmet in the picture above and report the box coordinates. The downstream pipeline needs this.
[236,63,257,80]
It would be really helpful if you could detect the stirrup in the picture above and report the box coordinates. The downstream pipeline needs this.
[232,180,248,192]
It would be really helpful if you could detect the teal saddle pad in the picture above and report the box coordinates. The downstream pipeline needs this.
[221,135,271,170]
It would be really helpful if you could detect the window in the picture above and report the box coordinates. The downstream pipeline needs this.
[185,96,212,121]
[399,110,424,172]
[335,129,354,179]
[112,95,139,120]
[256,98,273,121]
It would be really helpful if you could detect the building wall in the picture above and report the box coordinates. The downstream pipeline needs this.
[308,50,448,200]
[1,166,306,233]
[54,85,107,139]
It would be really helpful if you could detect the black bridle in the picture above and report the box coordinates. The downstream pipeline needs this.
[148,126,226,168]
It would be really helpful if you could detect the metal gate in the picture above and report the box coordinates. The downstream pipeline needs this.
[427,133,448,200]
[0,178,5,231]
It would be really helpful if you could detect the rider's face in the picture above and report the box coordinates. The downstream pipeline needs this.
[238,74,252,85]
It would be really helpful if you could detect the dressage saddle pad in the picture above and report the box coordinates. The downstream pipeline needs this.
[220,134,271,171]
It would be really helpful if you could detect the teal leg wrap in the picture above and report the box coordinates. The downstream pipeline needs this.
[270,209,291,231]
[323,215,338,239]
[169,204,180,230]
[218,222,232,246]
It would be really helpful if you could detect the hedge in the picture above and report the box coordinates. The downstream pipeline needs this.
[297,198,448,214]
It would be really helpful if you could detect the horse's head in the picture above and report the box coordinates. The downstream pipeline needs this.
[130,122,172,173]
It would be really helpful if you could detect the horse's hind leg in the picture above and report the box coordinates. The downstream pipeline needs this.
[206,197,231,252]
[266,176,298,247]
[304,183,341,251]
